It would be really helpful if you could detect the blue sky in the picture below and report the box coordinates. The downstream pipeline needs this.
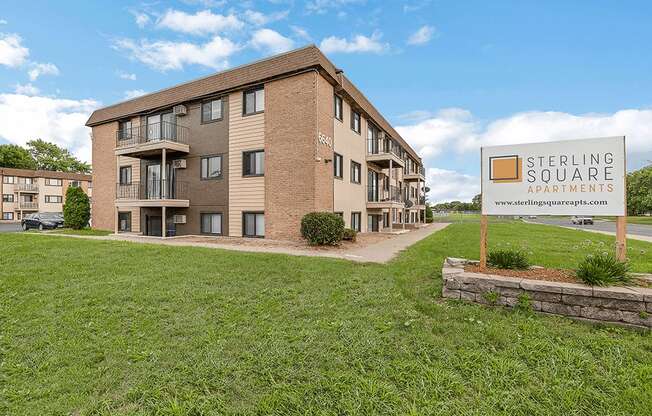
[1,0,651,202]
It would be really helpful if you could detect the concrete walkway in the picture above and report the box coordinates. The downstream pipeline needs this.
[27,223,450,263]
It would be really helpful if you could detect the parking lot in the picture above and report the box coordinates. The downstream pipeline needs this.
[527,217,652,238]
[0,222,21,233]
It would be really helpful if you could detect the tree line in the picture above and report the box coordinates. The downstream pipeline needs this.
[627,164,652,216]
[0,139,90,173]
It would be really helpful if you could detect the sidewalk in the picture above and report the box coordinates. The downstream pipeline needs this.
[30,223,450,263]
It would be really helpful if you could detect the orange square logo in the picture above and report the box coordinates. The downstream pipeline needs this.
[490,155,522,183]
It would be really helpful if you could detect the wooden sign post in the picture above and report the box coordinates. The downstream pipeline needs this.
[616,216,626,262]
[479,214,488,270]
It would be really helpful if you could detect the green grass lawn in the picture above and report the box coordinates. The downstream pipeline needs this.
[49,227,113,236]
[2,222,651,415]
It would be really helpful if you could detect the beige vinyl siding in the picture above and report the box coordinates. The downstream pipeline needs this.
[228,91,265,236]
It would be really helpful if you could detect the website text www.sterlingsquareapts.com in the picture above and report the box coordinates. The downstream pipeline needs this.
[494,199,609,208]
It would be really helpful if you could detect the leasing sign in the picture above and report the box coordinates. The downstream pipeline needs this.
[481,136,626,216]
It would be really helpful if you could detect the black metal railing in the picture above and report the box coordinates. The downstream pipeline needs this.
[366,137,401,157]
[116,180,188,200]
[368,185,402,203]
[115,121,189,148]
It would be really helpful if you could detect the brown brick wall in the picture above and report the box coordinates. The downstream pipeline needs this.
[91,122,118,230]
[265,71,333,240]
[314,73,335,212]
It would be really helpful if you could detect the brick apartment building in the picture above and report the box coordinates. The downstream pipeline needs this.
[86,45,426,239]
[0,168,92,222]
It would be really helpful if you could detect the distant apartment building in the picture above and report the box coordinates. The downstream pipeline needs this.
[86,45,426,239]
[0,168,92,221]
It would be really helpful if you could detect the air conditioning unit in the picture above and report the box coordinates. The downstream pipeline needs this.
[172,159,186,169]
[173,104,187,116]
[173,215,187,224]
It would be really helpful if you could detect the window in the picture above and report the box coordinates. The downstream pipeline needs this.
[334,95,343,121]
[351,212,361,232]
[350,161,361,184]
[243,87,264,115]
[351,110,361,134]
[45,178,62,186]
[201,155,223,179]
[3,176,15,184]
[45,195,62,203]
[70,181,81,188]
[2,212,13,220]
[118,212,131,232]
[119,120,132,140]
[334,212,343,218]
[334,153,343,179]
[200,213,222,235]
[119,166,132,185]
[243,150,264,176]
[243,212,264,237]
[2,194,13,202]
[201,98,223,122]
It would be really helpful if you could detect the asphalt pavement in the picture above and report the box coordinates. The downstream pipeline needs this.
[0,222,22,233]
[527,217,652,238]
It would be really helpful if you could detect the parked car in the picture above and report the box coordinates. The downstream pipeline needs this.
[21,212,64,231]
[571,216,593,225]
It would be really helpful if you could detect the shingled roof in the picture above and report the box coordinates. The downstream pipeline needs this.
[86,45,420,161]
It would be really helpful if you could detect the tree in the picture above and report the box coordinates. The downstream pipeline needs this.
[63,186,91,229]
[425,204,434,223]
[0,144,37,169]
[26,139,91,173]
[627,165,652,215]
[471,193,482,211]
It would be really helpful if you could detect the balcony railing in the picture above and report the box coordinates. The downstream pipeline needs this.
[116,180,188,200]
[368,185,403,203]
[19,201,38,210]
[16,183,39,192]
[367,137,401,158]
[115,122,189,148]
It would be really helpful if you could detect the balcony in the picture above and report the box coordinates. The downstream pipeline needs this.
[406,196,426,208]
[16,183,39,193]
[19,201,38,210]
[367,185,404,209]
[115,122,190,157]
[115,180,190,208]
[366,138,405,168]
[403,166,425,181]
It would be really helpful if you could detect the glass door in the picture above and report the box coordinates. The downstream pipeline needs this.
[147,114,161,141]
[146,164,161,199]
[161,112,176,141]
[367,171,378,202]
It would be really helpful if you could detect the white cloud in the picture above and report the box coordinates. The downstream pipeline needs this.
[320,31,389,54]
[113,36,240,71]
[13,83,39,95]
[250,29,294,54]
[426,167,480,204]
[306,0,365,14]
[244,9,289,26]
[0,33,29,67]
[157,9,244,35]
[124,89,147,99]
[133,12,151,28]
[0,19,7,25]
[28,62,59,81]
[407,25,436,45]
[117,71,137,81]
[290,25,311,41]
[0,93,99,162]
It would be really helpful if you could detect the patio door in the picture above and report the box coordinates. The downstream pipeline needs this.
[367,171,378,202]
[367,214,379,232]
[146,164,161,199]
[146,114,161,141]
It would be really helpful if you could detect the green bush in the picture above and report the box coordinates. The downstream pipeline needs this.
[63,186,90,230]
[487,249,529,270]
[342,228,357,242]
[300,212,344,245]
[576,253,631,286]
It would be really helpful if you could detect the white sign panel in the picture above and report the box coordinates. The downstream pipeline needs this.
[481,136,626,216]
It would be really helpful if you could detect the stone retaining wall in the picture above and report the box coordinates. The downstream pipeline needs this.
[442,258,652,328]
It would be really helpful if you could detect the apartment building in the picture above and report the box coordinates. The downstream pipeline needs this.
[86,45,426,239]
[0,168,92,221]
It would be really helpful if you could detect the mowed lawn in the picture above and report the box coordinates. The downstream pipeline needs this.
[2,222,652,415]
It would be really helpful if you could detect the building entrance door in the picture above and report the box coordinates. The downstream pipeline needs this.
[146,215,162,236]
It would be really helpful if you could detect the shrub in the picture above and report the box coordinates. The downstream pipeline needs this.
[487,249,529,270]
[576,253,630,286]
[301,212,344,245]
[63,186,91,230]
[342,228,357,242]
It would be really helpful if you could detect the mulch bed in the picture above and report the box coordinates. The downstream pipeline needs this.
[464,265,579,283]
